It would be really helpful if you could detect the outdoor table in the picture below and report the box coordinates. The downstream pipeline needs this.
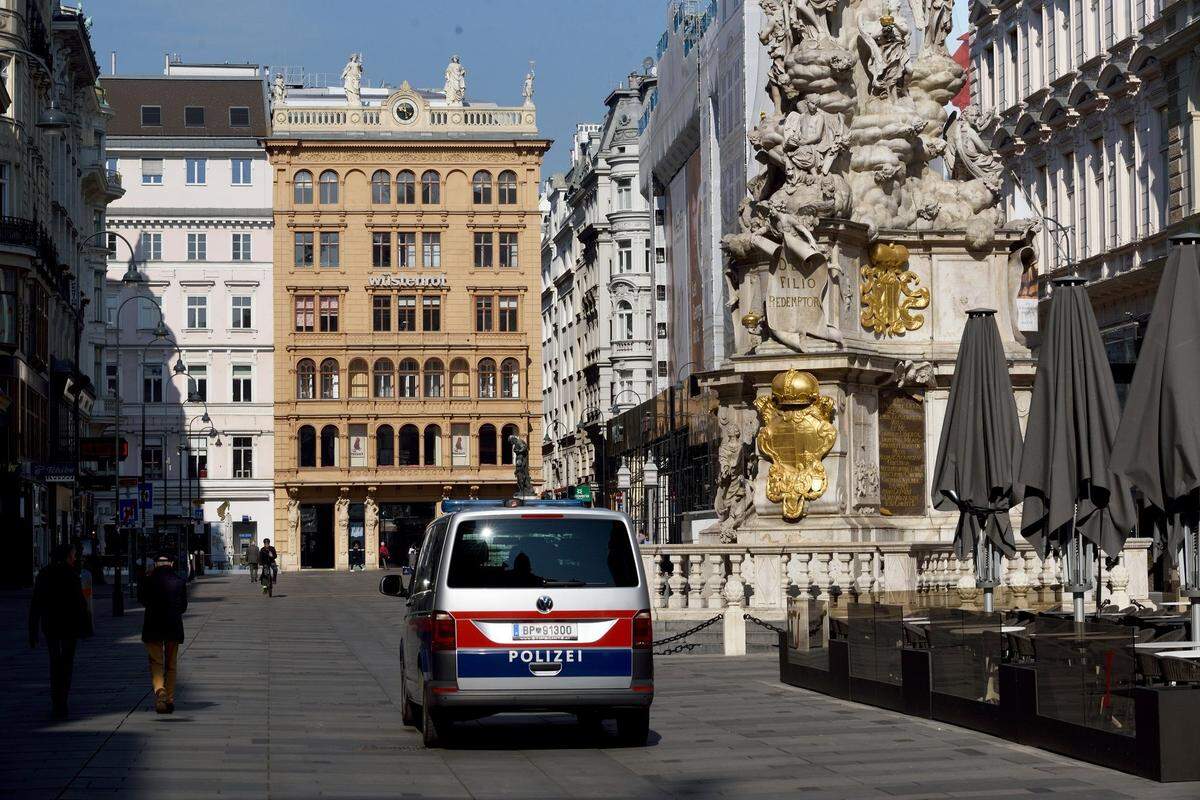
[1157,648,1200,660]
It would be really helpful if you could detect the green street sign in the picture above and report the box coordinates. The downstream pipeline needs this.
[574,484,593,502]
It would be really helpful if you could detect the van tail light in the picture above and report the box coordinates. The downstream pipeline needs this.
[632,610,653,650]
[432,611,457,652]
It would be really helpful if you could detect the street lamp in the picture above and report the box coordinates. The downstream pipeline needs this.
[642,456,660,544]
[0,48,72,133]
[610,389,643,416]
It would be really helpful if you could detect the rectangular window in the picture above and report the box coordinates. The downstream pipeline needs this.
[105,231,118,259]
[397,295,417,331]
[474,232,493,268]
[319,295,339,332]
[143,363,163,403]
[141,105,161,126]
[498,295,518,332]
[188,437,208,480]
[656,284,667,301]
[657,322,667,339]
[105,358,118,396]
[186,296,207,329]
[184,106,205,127]
[618,240,633,273]
[232,232,252,261]
[1073,0,1084,68]
[138,232,162,260]
[372,232,391,268]
[319,232,340,268]
[1019,27,1030,98]
[1078,150,1090,257]
[475,295,494,331]
[231,295,252,329]
[372,295,391,331]
[188,364,207,402]
[397,232,416,267]
[186,158,206,185]
[232,436,253,479]
[1047,3,1057,80]
[141,158,163,185]
[294,295,314,332]
[294,232,314,267]
[422,295,441,331]
[1104,0,1114,47]
[422,232,441,268]
[141,439,164,480]
[232,365,252,403]
[137,296,159,329]
[1107,142,1119,247]
[617,179,632,210]
[229,106,250,127]
[231,158,252,185]
[499,232,519,269]
[187,232,207,261]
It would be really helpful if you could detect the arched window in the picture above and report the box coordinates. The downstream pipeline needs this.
[498,170,518,204]
[348,358,368,399]
[298,425,316,467]
[398,424,420,466]
[373,358,394,398]
[450,357,470,398]
[423,358,444,398]
[472,170,492,204]
[296,358,316,400]
[479,424,498,465]
[319,424,339,467]
[376,424,394,467]
[501,423,520,465]
[423,425,441,466]
[396,170,415,204]
[500,358,520,399]
[398,358,419,398]
[371,169,391,204]
[617,301,634,340]
[293,170,313,204]
[421,170,440,204]
[318,170,339,204]
[319,358,339,399]
[477,358,497,399]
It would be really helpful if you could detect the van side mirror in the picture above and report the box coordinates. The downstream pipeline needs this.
[379,573,408,598]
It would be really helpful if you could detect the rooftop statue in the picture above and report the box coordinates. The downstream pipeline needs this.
[342,53,362,107]
[271,71,286,106]
[522,62,535,107]
[444,55,467,106]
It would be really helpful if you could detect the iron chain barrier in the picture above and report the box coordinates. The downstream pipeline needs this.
[651,613,724,655]
[742,613,786,638]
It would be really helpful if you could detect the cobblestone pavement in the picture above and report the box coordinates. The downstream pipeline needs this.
[2,571,1198,799]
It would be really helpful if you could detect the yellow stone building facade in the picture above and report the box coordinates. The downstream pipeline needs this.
[266,76,548,570]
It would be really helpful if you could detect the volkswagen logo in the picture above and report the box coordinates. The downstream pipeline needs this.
[536,595,554,614]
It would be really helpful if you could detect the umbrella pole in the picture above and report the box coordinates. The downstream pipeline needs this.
[1186,520,1200,645]
[1069,504,1086,624]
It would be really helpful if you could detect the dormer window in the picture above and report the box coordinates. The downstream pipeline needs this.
[184,106,205,126]
[141,106,161,126]
[229,106,250,127]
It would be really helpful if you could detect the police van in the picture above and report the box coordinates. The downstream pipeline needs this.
[379,499,653,747]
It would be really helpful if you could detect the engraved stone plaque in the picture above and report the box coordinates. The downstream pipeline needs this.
[761,260,834,350]
[877,389,925,516]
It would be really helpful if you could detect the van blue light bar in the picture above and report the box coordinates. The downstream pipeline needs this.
[441,498,587,514]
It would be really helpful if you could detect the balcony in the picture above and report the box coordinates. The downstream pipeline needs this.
[612,338,652,358]
[81,146,124,202]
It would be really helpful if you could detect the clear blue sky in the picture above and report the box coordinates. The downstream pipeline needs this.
[90,0,666,176]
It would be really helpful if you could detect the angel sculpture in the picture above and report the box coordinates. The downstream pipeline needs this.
[944,107,1003,193]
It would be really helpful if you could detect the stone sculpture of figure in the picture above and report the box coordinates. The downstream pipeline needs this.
[443,55,467,106]
[364,495,379,543]
[758,0,790,110]
[912,0,954,56]
[341,53,363,107]
[767,201,825,270]
[509,435,532,497]
[858,3,912,100]
[286,491,300,541]
[522,62,535,107]
[271,72,287,106]
[714,407,758,543]
[944,107,1003,193]
[788,0,836,43]
[334,493,349,540]
[786,96,849,177]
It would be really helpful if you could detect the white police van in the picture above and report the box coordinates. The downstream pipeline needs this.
[379,499,653,747]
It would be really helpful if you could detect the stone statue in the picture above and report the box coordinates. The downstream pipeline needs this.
[286,490,300,541]
[891,359,937,389]
[944,107,1003,194]
[715,407,758,543]
[443,55,467,106]
[788,0,836,44]
[858,4,912,101]
[334,493,349,539]
[522,62,535,107]
[509,435,532,496]
[341,53,363,107]
[758,0,790,111]
[912,0,955,56]
[786,96,849,178]
[271,72,287,106]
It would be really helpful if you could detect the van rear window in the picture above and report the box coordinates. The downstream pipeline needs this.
[446,518,638,588]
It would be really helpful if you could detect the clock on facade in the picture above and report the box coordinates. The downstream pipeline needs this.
[393,99,417,123]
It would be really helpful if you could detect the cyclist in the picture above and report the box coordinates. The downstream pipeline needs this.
[258,538,278,594]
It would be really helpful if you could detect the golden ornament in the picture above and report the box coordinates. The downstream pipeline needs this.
[860,242,930,336]
[755,369,837,520]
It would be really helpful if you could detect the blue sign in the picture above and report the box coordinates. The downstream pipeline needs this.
[194,507,203,520]
[138,482,153,509]
[118,498,138,524]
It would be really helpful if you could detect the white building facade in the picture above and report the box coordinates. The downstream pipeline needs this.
[969,0,1199,393]
[98,61,274,565]
[541,77,657,495]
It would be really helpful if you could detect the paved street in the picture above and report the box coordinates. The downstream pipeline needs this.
[2,572,1198,799]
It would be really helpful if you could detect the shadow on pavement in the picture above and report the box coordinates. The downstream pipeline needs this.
[441,714,661,750]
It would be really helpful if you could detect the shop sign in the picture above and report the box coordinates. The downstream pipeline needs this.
[33,463,75,483]
[573,484,593,502]
[366,274,448,289]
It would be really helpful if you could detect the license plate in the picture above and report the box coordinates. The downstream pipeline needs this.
[512,622,578,641]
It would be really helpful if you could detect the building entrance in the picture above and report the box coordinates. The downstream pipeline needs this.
[300,504,334,568]
[379,502,436,567]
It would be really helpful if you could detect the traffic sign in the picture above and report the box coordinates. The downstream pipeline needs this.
[118,498,138,524]
[573,484,593,502]
[138,482,153,509]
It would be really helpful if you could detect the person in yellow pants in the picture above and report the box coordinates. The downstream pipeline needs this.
[138,555,188,713]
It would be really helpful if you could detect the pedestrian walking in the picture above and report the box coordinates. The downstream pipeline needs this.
[379,541,391,569]
[138,554,188,714]
[245,540,260,582]
[28,543,92,719]
[350,541,364,571]
[258,539,278,594]
[407,544,417,568]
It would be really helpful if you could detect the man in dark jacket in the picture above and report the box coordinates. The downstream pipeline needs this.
[138,555,187,714]
[245,540,260,582]
[29,543,92,719]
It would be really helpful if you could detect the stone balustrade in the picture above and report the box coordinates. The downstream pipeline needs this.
[272,104,536,136]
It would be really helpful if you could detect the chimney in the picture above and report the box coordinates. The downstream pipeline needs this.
[110,51,116,75]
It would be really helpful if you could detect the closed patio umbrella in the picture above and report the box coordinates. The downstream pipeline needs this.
[932,309,1024,613]
[1110,235,1200,642]
[1018,277,1136,621]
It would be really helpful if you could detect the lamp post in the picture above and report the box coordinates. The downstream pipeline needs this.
[0,48,74,134]
[610,388,643,416]
[178,408,219,573]
[642,455,660,544]
[543,419,565,496]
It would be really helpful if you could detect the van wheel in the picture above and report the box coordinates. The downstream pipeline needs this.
[421,687,445,747]
[400,667,417,728]
[616,709,649,745]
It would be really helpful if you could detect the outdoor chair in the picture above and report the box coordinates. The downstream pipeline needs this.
[1157,653,1200,685]
[902,621,929,649]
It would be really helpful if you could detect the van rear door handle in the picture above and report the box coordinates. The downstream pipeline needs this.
[529,663,563,677]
